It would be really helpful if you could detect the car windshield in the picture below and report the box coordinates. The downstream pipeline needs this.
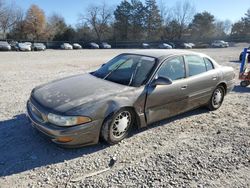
[92,54,156,87]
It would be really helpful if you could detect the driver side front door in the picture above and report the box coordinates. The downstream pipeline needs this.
[145,56,189,124]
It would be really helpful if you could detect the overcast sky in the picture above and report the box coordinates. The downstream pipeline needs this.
[14,0,250,26]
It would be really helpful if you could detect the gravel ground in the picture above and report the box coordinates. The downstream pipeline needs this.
[0,45,249,188]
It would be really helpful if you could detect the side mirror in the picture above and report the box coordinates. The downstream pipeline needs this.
[101,63,106,67]
[151,76,172,86]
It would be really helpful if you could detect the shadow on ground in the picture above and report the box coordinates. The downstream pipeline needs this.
[233,85,250,93]
[0,114,107,177]
[229,60,241,63]
[0,108,209,177]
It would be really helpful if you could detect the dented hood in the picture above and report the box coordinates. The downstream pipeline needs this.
[32,73,132,113]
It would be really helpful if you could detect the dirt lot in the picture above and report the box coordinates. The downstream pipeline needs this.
[0,45,249,188]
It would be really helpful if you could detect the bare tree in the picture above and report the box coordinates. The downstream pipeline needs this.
[159,0,172,24]
[80,2,113,42]
[0,0,5,17]
[0,1,23,39]
[172,0,195,39]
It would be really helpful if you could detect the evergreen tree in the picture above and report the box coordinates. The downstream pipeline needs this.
[189,11,215,41]
[130,0,146,40]
[114,0,132,40]
[145,0,162,40]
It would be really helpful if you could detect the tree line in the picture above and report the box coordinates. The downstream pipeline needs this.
[0,0,249,43]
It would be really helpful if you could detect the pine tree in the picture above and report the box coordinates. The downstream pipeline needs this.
[114,0,132,40]
[145,0,162,40]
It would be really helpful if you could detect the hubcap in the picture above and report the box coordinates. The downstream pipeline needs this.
[112,111,131,138]
[212,88,223,108]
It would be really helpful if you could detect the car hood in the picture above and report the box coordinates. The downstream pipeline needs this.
[32,73,133,113]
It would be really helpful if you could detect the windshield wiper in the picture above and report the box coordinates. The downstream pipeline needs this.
[103,59,130,80]
[128,63,140,86]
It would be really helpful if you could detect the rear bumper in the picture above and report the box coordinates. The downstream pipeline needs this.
[26,101,102,148]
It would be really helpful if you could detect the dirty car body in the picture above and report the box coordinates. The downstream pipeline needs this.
[27,50,235,147]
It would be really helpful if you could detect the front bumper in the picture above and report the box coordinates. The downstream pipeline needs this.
[26,100,102,147]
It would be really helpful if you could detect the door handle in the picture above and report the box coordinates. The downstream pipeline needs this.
[212,76,217,80]
[181,85,187,90]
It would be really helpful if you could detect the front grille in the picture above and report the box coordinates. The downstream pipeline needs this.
[28,101,47,123]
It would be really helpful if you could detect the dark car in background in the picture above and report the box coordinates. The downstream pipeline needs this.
[9,41,19,51]
[194,42,210,48]
[158,43,172,49]
[88,42,99,49]
[0,41,11,51]
[99,42,111,49]
[142,43,150,49]
[27,50,235,147]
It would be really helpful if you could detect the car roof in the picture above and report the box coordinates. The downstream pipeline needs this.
[130,49,205,59]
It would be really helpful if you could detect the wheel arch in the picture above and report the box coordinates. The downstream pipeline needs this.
[102,106,141,130]
[217,82,227,94]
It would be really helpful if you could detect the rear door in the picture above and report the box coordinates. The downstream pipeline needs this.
[145,56,189,124]
[184,55,219,109]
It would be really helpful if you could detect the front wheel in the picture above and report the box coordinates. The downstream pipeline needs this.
[207,86,225,110]
[101,109,134,145]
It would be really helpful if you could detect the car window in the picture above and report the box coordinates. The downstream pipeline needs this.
[186,55,207,76]
[157,56,185,81]
[204,58,214,71]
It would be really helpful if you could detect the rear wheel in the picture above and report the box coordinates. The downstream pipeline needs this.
[240,81,250,87]
[207,86,225,110]
[101,109,134,145]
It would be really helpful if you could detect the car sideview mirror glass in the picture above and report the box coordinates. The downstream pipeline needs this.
[151,76,172,86]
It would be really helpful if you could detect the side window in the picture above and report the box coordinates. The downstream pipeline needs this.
[204,58,214,71]
[186,55,206,76]
[157,56,185,81]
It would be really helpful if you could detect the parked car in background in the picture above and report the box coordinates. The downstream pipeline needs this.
[188,43,195,48]
[182,43,192,49]
[100,42,111,49]
[18,43,31,51]
[26,50,235,147]
[0,41,11,51]
[9,41,19,51]
[88,42,99,49]
[72,43,82,49]
[142,43,150,49]
[211,40,229,48]
[32,43,46,51]
[24,42,32,46]
[167,42,175,48]
[61,43,73,50]
[194,42,210,48]
[239,46,250,61]
[158,43,172,49]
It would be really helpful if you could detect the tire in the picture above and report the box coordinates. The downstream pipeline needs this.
[101,108,135,145]
[207,86,225,111]
[240,81,250,87]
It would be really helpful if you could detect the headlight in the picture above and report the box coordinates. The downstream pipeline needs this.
[47,113,91,127]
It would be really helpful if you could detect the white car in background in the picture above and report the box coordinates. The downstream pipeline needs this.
[211,40,229,48]
[18,43,31,51]
[72,43,82,49]
[183,43,192,49]
[61,43,73,50]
